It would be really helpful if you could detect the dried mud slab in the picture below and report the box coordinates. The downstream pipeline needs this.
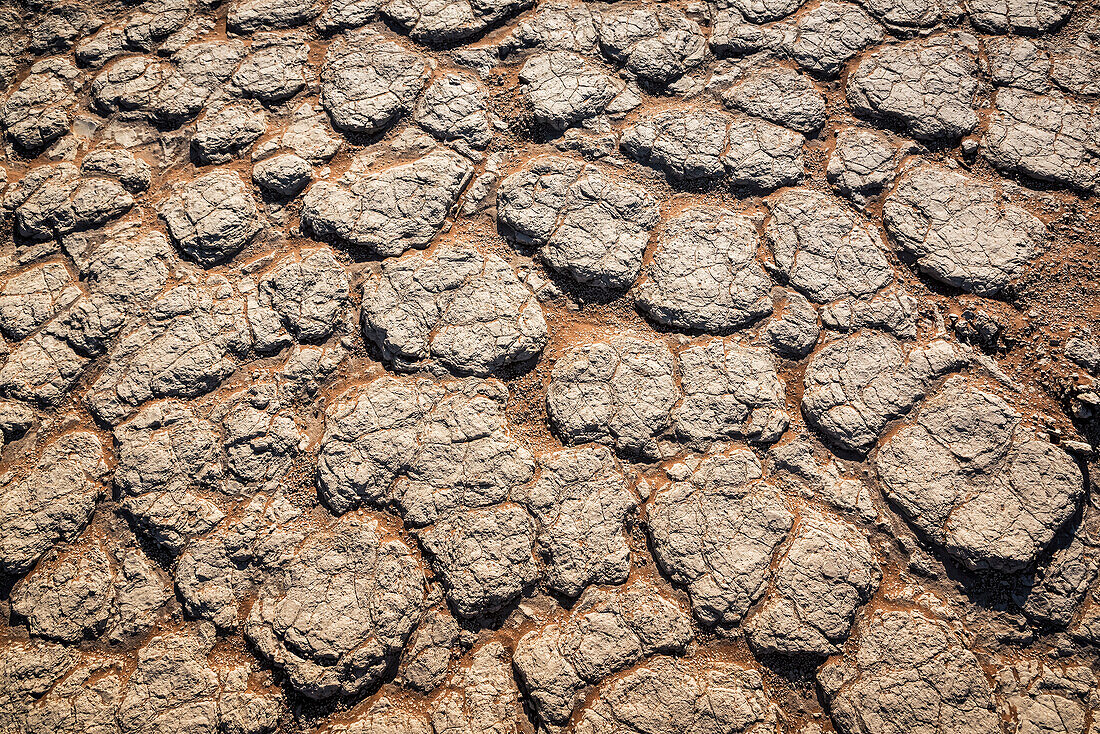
[0,0,1099,733]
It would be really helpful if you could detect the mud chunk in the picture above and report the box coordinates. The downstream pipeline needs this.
[861,0,963,33]
[431,641,524,734]
[884,163,1045,295]
[231,32,309,103]
[0,433,109,576]
[802,332,964,453]
[819,286,919,340]
[995,659,1098,734]
[80,149,153,193]
[191,104,267,165]
[93,42,247,126]
[762,288,820,359]
[966,0,1075,32]
[595,5,707,86]
[252,153,312,196]
[117,628,282,734]
[1020,510,1100,626]
[54,230,174,358]
[514,445,638,597]
[316,0,384,33]
[257,247,348,342]
[320,30,430,134]
[246,511,427,698]
[361,244,546,376]
[220,382,304,484]
[415,73,492,149]
[400,607,460,692]
[176,492,307,631]
[11,535,170,643]
[675,338,790,446]
[160,170,260,266]
[547,336,678,459]
[818,609,1002,734]
[519,52,626,130]
[20,656,127,734]
[622,108,805,189]
[86,278,252,424]
[765,188,893,304]
[498,156,660,290]
[720,66,826,135]
[0,262,80,341]
[0,332,87,407]
[3,163,134,242]
[301,147,473,255]
[648,449,793,626]
[723,0,808,22]
[417,503,538,618]
[876,378,1084,572]
[1,57,79,152]
[317,375,535,521]
[847,33,981,140]
[572,655,783,734]
[725,116,807,190]
[981,89,1100,196]
[114,401,225,552]
[513,580,693,724]
[620,108,730,180]
[228,0,322,33]
[382,0,532,43]
[0,640,78,732]
[635,206,774,333]
[827,127,908,207]
[254,103,343,164]
[746,510,880,655]
[711,2,884,79]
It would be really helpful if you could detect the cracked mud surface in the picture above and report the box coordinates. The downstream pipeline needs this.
[0,0,1099,732]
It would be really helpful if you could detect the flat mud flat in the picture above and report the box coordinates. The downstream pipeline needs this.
[1,0,1099,732]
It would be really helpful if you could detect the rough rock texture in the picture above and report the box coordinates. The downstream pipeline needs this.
[1,57,79,153]
[11,532,170,643]
[764,188,893,304]
[884,164,1046,295]
[634,206,774,333]
[674,338,790,446]
[847,33,981,140]
[2,1,1100,731]
[514,445,638,597]
[320,30,429,135]
[498,156,659,290]
[547,335,678,460]
[571,655,784,734]
[360,244,547,375]
[245,511,428,699]
[648,449,794,626]
[712,2,885,78]
[160,170,260,266]
[417,503,538,618]
[513,580,693,724]
[621,107,805,189]
[802,332,965,453]
[317,375,535,520]
[981,88,1100,195]
[594,4,707,86]
[875,378,1084,572]
[818,609,1002,734]
[745,509,880,655]
[0,433,109,575]
[519,52,628,130]
[301,147,473,256]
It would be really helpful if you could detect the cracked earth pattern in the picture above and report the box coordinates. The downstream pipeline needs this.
[0,0,1099,732]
